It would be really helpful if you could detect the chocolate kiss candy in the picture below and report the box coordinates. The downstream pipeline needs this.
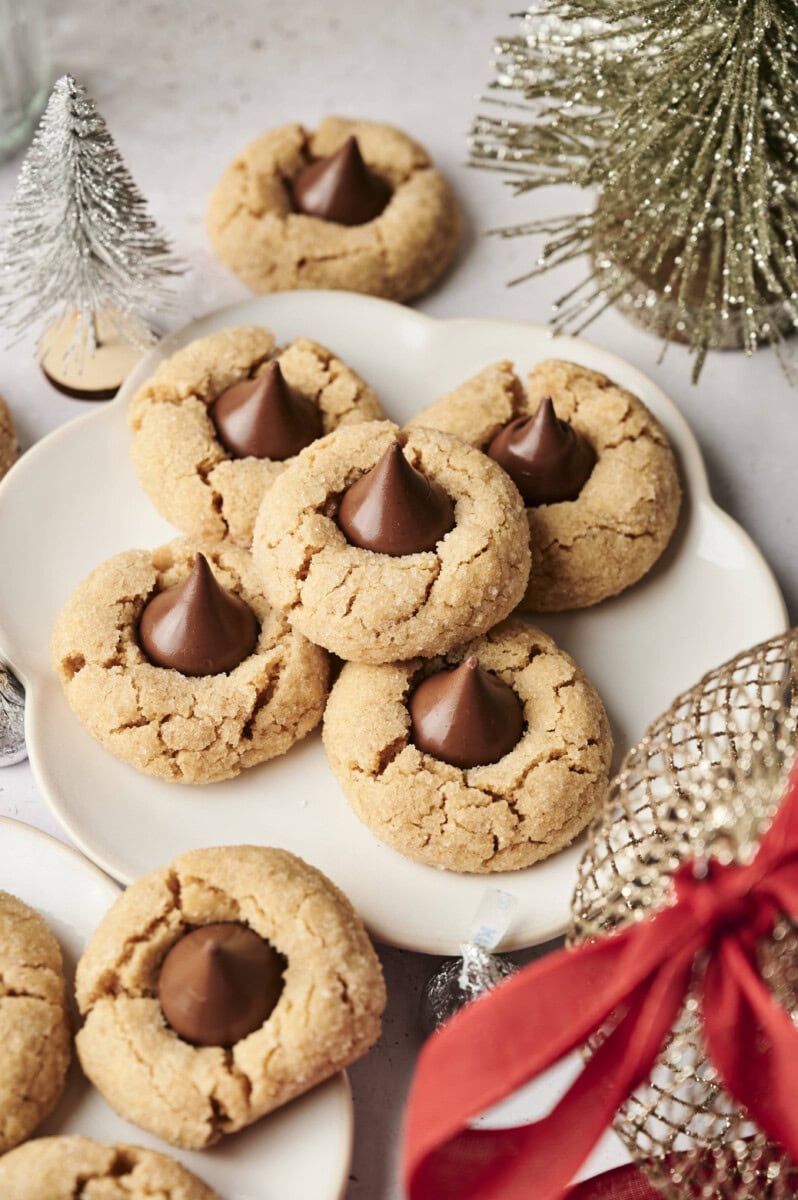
[487,397,596,506]
[291,135,391,226]
[211,361,322,461]
[337,442,455,556]
[409,656,524,769]
[158,922,286,1047]
[139,554,259,676]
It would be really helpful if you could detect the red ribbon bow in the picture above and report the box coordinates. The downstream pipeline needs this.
[403,764,798,1200]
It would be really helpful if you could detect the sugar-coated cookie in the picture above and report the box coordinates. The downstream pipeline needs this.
[252,420,532,664]
[409,359,681,611]
[323,619,613,872]
[75,846,386,1149]
[0,393,18,481]
[207,116,461,301]
[0,892,71,1153]
[129,325,383,546]
[0,1136,220,1199]
[51,539,329,784]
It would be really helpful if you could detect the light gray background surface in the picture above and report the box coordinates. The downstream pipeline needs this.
[0,2,795,1196]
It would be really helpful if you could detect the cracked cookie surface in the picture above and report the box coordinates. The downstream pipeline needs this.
[0,393,18,482]
[50,538,329,784]
[409,358,682,611]
[75,846,386,1149]
[323,619,613,872]
[0,1135,220,1198]
[0,892,71,1153]
[128,325,383,546]
[252,420,532,664]
[206,116,461,301]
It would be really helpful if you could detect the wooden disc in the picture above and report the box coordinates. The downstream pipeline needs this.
[39,312,145,400]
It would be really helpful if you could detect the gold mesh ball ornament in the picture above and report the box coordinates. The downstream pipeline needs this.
[570,628,798,1199]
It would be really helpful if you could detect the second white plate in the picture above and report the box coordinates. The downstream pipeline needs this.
[0,293,787,954]
[0,817,353,1200]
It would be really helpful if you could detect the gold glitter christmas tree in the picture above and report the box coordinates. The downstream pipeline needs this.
[471,1,798,380]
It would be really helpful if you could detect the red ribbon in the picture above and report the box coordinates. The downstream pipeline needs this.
[567,1164,660,1200]
[403,764,798,1200]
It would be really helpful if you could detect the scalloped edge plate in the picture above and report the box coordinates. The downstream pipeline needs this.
[0,816,353,1200]
[0,292,787,954]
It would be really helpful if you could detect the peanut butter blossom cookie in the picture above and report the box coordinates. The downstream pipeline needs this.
[323,619,613,872]
[0,393,18,482]
[51,539,329,784]
[0,892,71,1153]
[252,420,532,664]
[0,1136,220,1199]
[206,116,461,300]
[409,358,682,611]
[129,325,383,546]
[74,846,386,1149]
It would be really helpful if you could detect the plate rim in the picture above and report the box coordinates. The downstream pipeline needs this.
[0,814,123,909]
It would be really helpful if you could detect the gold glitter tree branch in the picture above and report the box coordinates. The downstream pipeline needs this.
[471,1,798,380]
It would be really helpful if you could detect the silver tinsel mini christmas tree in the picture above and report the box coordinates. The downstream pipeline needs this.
[0,74,181,357]
[472,1,798,380]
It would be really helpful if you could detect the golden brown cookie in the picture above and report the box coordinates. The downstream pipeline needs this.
[51,538,329,784]
[252,420,532,664]
[0,393,18,482]
[409,358,682,611]
[128,325,384,546]
[0,1136,220,1199]
[0,892,71,1154]
[75,846,386,1149]
[206,116,461,301]
[323,619,613,872]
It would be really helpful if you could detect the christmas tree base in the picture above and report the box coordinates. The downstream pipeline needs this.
[592,248,798,351]
[39,311,146,401]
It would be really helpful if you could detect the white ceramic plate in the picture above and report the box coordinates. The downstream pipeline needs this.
[0,817,353,1200]
[0,293,787,955]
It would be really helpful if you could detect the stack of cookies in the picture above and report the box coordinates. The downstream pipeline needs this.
[52,321,681,876]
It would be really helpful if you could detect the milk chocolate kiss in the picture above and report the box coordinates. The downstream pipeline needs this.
[139,554,259,676]
[158,923,286,1047]
[487,397,596,506]
[409,656,524,768]
[337,442,455,556]
[211,361,322,460]
[291,136,391,226]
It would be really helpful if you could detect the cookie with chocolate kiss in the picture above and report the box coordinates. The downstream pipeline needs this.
[407,358,682,611]
[410,657,524,768]
[52,539,331,785]
[323,618,614,872]
[74,845,386,1149]
[487,396,596,507]
[337,441,455,556]
[211,360,322,461]
[158,923,286,1047]
[139,554,258,676]
[253,420,531,663]
[207,116,461,301]
[291,135,391,226]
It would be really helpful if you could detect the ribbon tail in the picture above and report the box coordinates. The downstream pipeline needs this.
[404,921,697,1200]
[704,933,798,1165]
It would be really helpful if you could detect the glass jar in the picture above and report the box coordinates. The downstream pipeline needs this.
[0,0,49,162]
